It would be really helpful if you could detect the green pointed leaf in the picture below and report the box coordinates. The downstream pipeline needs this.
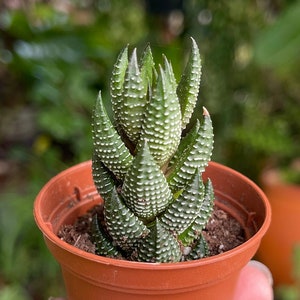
[122,141,172,220]
[139,44,155,88]
[111,45,128,123]
[91,39,215,263]
[162,54,177,89]
[92,152,116,199]
[140,61,181,166]
[186,234,209,260]
[92,92,133,180]
[137,219,181,263]
[91,214,120,258]
[167,119,200,169]
[177,37,201,129]
[160,169,205,235]
[104,188,149,251]
[119,48,148,143]
[167,108,214,192]
[178,179,214,246]
[199,178,214,224]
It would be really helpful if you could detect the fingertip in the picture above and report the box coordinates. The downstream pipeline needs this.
[233,260,273,300]
[248,260,273,286]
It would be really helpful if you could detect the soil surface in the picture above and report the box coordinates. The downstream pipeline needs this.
[58,204,245,258]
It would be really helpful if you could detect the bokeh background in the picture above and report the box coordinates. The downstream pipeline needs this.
[0,0,299,299]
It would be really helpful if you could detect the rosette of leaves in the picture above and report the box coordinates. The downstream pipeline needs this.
[91,38,214,263]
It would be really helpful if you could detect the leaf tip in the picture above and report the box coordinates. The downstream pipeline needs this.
[202,106,210,116]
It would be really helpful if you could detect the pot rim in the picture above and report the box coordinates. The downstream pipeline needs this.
[34,160,271,270]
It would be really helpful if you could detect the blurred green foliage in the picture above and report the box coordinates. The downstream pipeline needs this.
[0,0,299,298]
[254,1,300,77]
[0,189,64,299]
[275,245,300,300]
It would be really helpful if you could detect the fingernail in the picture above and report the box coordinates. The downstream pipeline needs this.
[249,260,273,286]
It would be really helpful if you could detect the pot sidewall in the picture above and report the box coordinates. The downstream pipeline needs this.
[34,161,271,299]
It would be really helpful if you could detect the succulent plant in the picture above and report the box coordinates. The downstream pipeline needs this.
[91,38,214,263]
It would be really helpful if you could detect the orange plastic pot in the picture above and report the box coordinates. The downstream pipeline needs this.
[34,161,271,300]
[257,169,300,286]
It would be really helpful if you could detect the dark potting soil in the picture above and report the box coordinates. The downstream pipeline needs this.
[58,204,245,258]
